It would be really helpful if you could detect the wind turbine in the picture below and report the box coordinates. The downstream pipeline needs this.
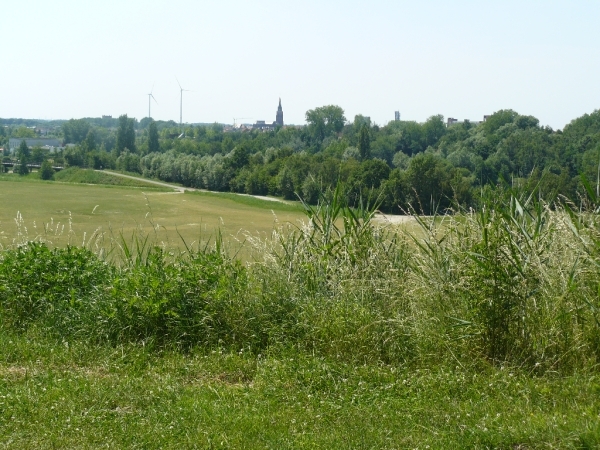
[147,85,158,119]
[176,78,192,131]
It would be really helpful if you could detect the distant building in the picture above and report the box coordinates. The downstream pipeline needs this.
[8,138,62,151]
[253,98,284,131]
[102,115,112,119]
[395,111,400,121]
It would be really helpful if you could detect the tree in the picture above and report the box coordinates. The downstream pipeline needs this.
[396,121,426,155]
[354,159,390,188]
[392,151,410,169]
[17,140,30,175]
[139,117,153,129]
[116,150,141,173]
[228,145,249,170]
[358,124,371,160]
[39,160,54,180]
[64,146,85,167]
[305,105,346,144]
[17,139,30,159]
[483,109,519,135]
[17,159,29,175]
[353,114,371,129]
[422,115,447,148]
[278,167,295,199]
[403,152,452,214]
[82,129,96,152]
[13,126,36,139]
[31,147,47,164]
[115,114,136,156]
[62,119,91,144]
[148,120,160,153]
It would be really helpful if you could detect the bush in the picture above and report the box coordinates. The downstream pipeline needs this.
[17,160,29,175]
[39,160,54,180]
[106,246,246,348]
[0,243,112,333]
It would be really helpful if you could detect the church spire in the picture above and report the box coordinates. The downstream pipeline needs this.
[276,98,283,127]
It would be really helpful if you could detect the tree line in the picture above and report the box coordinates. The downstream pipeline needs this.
[3,106,600,213]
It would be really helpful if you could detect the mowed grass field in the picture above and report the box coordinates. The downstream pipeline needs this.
[0,174,306,255]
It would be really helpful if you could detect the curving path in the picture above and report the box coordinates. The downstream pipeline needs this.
[98,170,286,203]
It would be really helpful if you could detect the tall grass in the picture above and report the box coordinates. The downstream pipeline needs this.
[1,183,599,373]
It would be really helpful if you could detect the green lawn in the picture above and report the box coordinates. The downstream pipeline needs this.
[1,333,598,449]
[0,174,305,255]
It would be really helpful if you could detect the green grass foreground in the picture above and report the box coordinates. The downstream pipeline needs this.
[1,334,597,449]
[1,184,600,447]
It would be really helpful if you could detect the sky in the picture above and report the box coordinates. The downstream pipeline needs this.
[1,0,599,129]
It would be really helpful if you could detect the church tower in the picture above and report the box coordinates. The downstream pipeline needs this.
[275,98,283,127]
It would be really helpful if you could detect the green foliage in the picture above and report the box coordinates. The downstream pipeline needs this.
[115,150,141,173]
[63,145,85,167]
[17,140,30,159]
[16,141,30,176]
[0,243,112,332]
[423,114,447,147]
[37,106,597,214]
[81,129,96,152]
[148,120,159,153]
[403,152,452,213]
[305,105,346,145]
[12,126,36,139]
[107,243,246,348]
[115,114,136,156]
[39,160,54,180]
[358,123,371,160]
[62,118,91,144]
[30,147,47,164]
[483,109,519,135]
[463,188,552,363]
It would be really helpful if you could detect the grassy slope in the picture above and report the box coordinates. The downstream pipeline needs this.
[54,167,173,188]
[1,334,597,449]
[0,176,305,253]
[0,169,168,189]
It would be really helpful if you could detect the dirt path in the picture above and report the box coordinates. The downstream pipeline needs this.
[100,171,189,192]
[99,170,287,203]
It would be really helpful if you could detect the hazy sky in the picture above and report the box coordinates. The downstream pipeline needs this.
[2,1,599,129]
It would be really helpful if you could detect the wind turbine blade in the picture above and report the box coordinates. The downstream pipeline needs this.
[151,94,158,104]
[176,77,182,90]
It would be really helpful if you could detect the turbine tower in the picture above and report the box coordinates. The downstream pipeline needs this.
[147,85,158,119]
[176,78,191,131]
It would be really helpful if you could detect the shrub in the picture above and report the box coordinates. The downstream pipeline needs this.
[105,244,247,348]
[0,243,112,333]
[39,160,54,180]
